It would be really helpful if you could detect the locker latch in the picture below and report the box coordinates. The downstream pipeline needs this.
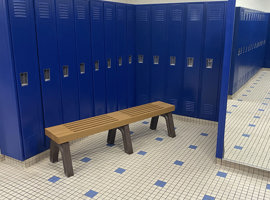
[187,57,194,67]
[138,55,144,64]
[63,66,69,77]
[44,69,50,81]
[20,72,28,87]
[170,56,176,66]
[95,61,99,71]
[118,57,122,66]
[80,63,85,74]
[107,59,111,69]
[153,56,159,65]
[129,56,132,64]
[206,58,213,69]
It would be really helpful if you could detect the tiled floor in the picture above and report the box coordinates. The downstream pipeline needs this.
[1,116,270,199]
[225,69,270,170]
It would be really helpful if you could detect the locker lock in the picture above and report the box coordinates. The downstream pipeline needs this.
[118,57,123,66]
[44,68,50,81]
[138,55,144,64]
[20,72,28,87]
[107,59,112,69]
[153,56,159,65]
[206,58,213,69]
[129,56,132,64]
[80,63,85,74]
[63,66,69,77]
[95,61,99,71]
[187,57,194,68]
[170,56,176,66]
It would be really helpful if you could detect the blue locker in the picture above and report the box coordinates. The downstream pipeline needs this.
[116,3,128,110]
[104,2,118,113]
[74,0,94,119]
[126,5,136,108]
[6,0,45,159]
[136,5,151,105]
[55,0,79,123]
[182,3,204,118]
[34,0,63,128]
[151,5,167,102]
[166,4,185,114]
[90,0,106,115]
[199,3,225,121]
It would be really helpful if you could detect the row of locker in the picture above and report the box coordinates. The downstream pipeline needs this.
[229,7,269,95]
[265,15,270,68]
[136,2,226,121]
[0,0,136,160]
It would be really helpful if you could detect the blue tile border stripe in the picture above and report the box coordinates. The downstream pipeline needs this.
[242,134,250,138]
[189,145,197,150]
[234,146,243,150]
[249,124,256,127]
[200,133,208,136]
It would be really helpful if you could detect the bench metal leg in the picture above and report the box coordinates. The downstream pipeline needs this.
[119,125,133,154]
[150,116,159,130]
[59,142,74,177]
[50,140,59,163]
[107,129,117,144]
[162,112,176,138]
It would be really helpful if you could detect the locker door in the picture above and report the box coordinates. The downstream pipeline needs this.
[200,3,225,121]
[74,0,94,119]
[104,2,117,113]
[151,5,167,102]
[126,5,136,108]
[136,5,151,105]
[34,0,63,127]
[90,0,106,115]
[8,0,45,159]
[166,4,185,114]
[55,0,79,123]
[183,3,204,118]
[116,3,128,110]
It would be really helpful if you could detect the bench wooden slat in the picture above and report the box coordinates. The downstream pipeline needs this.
[45,101,174,144]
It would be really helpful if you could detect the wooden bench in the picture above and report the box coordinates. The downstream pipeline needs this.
[45,101,176,177]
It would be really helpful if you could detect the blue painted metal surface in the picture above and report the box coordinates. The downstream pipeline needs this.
[104,2,118,113]
[55,0,80,123]
[216,0,236,159]
[199,2,226,121]
[264,14,270,68]
[74,0,94,119]
[127,4,136,108]
[150,5,167,102]
[7,0,46,159]
[166,4,185,114]
[182,3,204,118]
[116,3,128,110]
[34,0,63,149]
[135,5,151,105]
[90,0,106,115]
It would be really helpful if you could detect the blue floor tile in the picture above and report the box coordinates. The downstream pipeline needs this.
[154,180,167,188]
[242,94,247,96]
[115,168,126,174]
[266,184,270,190]
[258,109,265,112]
[254,116,261,119]
[234,146,243,150]
[174,160,184,166]
[203,195,215,200]
[232,105,238,107]
[237,99,243,101]
[189,145,197,150]
[262,103,268,105]
[137,151,147,156]
[142,121,149,124]
[48,176,60,183]
[265,98,270,100]
[216,171,227,178]
[249,124,256,127]
[242,134,250,138]
[85,190,98,198]
[107,144,115,147]
[155,137,163,141]
[81,157,91,163]
[246,90,251,92]
[227,111,232,114]
[130,131,134,135]
[200,133,208,136]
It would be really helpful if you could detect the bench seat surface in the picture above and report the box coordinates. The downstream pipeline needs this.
[45,101,175,144]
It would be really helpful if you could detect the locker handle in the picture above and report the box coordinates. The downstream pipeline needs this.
[206,58,213,69]
[20,72,28,87]
[95,61,99,71]
[118,57,122,67]
[170,56,176,66]
[138,55,144,64]
[80,63,85,74]
[44,68,50,82]
[63,66,69,77]
[128,55,132,64]
[153,56,159,65]
[107,59,111,69]
[187,57,194,68]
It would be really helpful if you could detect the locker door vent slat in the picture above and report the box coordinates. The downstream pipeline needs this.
[154,9,166,22]
[117,9,124,21]
[38,1,50,19]
[136,10,148,22]
[171,9,182,22]
[185,101,195,112]
[207,7,224,21]
[202,104,215,116]
[188,8,202,21]
[59,3,69,19]
[93,6,101,21]
[13,0,27,18]
[105,7,113,21]
[77,5,86,20]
